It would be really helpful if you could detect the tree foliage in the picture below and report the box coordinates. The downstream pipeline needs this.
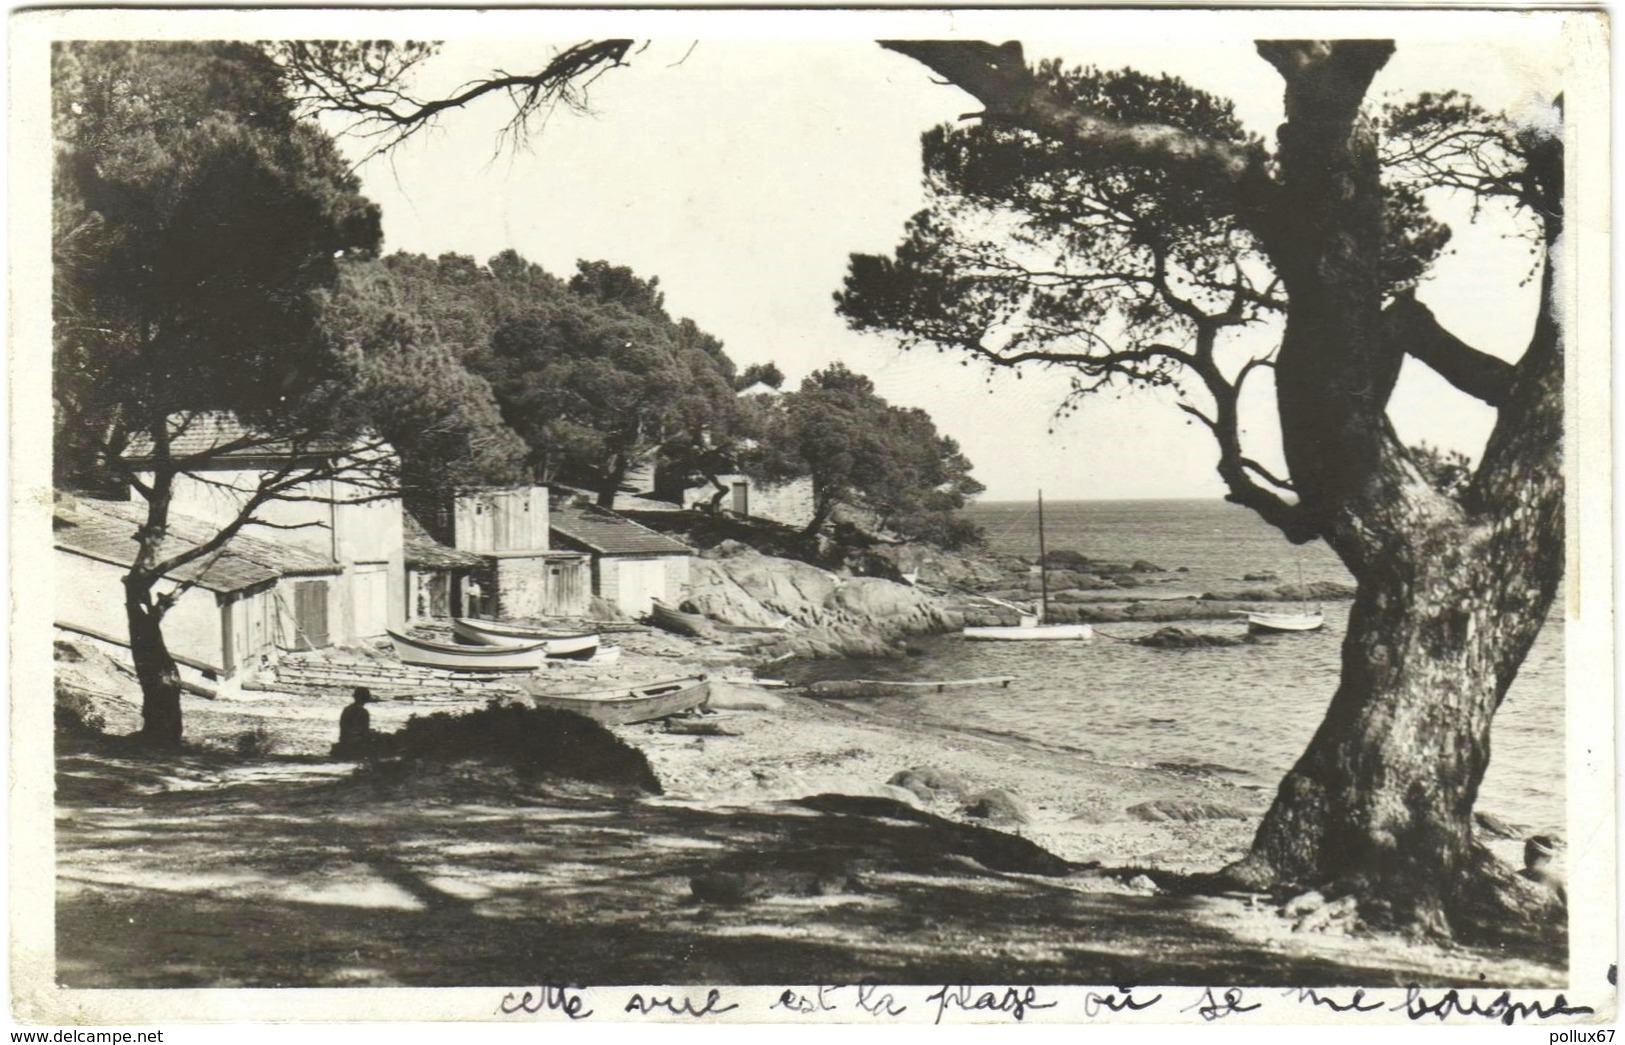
[54,41,383,483]
[53,40,387,745]
[319,259,530,508]
[745,363,984,539]
[735,361,786,391]
[435,258,740,506]
[837,62,1450,518]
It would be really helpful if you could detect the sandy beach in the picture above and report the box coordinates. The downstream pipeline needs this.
[51,628,1566,991]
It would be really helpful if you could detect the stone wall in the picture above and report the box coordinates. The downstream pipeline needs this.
[679,475,816,530]
[493,555,548,619]
[665,554,692,604]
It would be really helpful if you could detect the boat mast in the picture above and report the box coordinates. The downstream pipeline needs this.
[1037,490,1048,624]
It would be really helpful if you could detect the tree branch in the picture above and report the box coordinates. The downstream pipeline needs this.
[881,40,1267,182]
[1241,456,1295,492]
[1383,293,1514,407]
[278,40,636,160]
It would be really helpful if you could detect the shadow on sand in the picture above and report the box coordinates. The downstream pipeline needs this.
[55,743,1565,989]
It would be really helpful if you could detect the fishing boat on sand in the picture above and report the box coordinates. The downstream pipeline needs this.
[520,675,711,726]
[963,491,1094,642]
[648,599,718,638]
[451,618,601,659]
[386,629,550,672]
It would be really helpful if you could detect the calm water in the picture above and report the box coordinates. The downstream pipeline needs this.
[811,499,1565,834]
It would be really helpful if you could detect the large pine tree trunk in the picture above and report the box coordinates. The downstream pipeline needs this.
[1230,491,1562,927]
[1225,43,1566,929]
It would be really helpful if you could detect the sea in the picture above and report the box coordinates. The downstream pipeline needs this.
[800,498,1566,836]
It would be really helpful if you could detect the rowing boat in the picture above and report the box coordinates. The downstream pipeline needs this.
[648,599,719,638]
[386,628,549,672]
[451,618,601,659]
[1241,610,1325,633]
[520,675,711,725]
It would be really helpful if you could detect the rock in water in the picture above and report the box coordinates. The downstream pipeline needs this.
[691,871,773,905]
[1134,627,1253,649]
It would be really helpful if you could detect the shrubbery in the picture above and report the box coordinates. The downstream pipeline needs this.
[55,685,106,738]
[373,700,662,793]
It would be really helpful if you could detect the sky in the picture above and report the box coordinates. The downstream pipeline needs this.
[336,11,1574,501]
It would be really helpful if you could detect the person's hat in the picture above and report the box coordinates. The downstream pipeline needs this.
[353,686,375,703]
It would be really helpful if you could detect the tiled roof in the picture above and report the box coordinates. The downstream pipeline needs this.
[123,412,355,462]
[403,513,483,570]
[55,498,338,594]
[550,502,692,557]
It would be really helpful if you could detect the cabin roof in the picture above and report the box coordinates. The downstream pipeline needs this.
[402,513,484,570]
[122,412,360,464]
[54,497,339,594]
[549,502,691,557]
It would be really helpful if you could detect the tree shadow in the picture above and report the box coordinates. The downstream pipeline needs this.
[55,748,1567,990]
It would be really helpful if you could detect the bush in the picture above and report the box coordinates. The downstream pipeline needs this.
[379,699,662,793]
[54,684,106,738]
[894,511,985,551]
[234,726,277,757]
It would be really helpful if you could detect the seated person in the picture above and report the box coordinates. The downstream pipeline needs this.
[332,687,375,758]
[1517,834,1566,907]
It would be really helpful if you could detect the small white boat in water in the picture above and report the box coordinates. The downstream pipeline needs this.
[961,491,1094,642]
[965,622,1094,641]
[1243,610,1325,633]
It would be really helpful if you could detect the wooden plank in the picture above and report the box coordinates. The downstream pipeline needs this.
[804,676,1018,699]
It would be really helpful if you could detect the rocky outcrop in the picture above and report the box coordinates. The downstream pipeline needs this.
[685,541,956,660]
[860,542,1017,591]
[687,541,840,626]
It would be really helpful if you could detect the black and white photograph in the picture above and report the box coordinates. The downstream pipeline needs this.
[10,5,1613,1030]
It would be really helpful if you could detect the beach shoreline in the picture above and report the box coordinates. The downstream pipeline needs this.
[52,622,1567,991]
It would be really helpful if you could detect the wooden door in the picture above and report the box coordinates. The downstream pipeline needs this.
[293,580,330,650]
[428,573,450,618]
[618,558,665,618]
[352,563,389,637]
[544,560,588,617]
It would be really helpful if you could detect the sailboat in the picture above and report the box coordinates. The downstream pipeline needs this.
[1241,561,1325,633]
[963,491,1094,642]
